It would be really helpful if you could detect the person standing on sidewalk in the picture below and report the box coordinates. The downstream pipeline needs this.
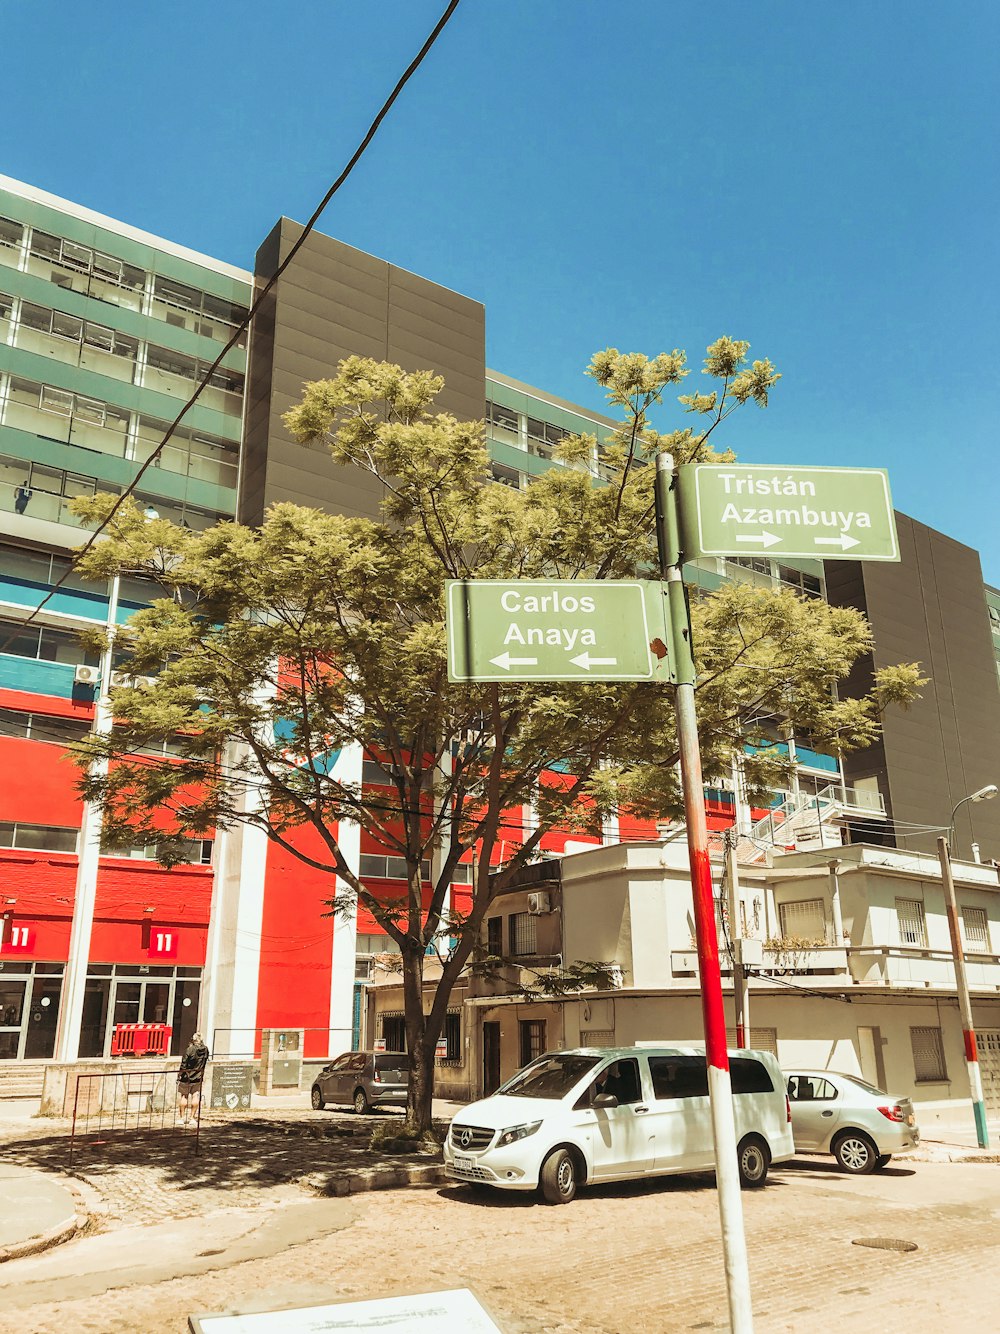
[177,1033,210,1126]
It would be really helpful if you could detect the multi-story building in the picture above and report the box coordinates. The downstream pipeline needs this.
[0,176,250,1069]
[369,839,1000,1129]
[0,176,997,1083]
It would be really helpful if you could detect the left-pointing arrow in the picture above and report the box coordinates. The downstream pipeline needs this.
[489,652,539,670]
[569,652,619,670]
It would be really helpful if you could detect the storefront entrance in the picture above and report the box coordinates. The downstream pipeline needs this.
[77,965,202,1058]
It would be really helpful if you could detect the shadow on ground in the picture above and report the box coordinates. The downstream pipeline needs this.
[1,1113,446,1198]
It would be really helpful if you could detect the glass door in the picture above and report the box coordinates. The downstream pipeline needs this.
[23,976,62,1059]
[0,977,28,1059]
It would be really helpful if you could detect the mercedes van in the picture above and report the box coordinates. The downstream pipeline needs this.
[444,1046,794,1204]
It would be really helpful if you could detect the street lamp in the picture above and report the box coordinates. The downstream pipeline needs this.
[937,781,996,1150]
[949,784,998,860]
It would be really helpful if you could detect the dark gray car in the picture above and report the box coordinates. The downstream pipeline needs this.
[311,1050,409,1114]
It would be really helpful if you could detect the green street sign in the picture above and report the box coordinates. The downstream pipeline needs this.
[446,579,671,683]
[678,464,899,561]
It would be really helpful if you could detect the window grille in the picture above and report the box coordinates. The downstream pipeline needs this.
[380,1013,406,1052]
[519,1019,546,1066]
[896,899,927,948]
[509,912,538,956]
[443,1011,461,1061]
[961,907,989,952]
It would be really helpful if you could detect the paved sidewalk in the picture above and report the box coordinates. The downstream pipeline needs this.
[0,1093,461,1259]
[0,1164,80,1261]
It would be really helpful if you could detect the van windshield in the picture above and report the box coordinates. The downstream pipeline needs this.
[499,1054,601,1099]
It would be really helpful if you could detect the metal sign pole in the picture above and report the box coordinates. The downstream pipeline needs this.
[656,453,754,1333]
[937,836,990,1148]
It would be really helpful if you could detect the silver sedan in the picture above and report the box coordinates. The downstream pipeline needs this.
[785,1069,920,1173]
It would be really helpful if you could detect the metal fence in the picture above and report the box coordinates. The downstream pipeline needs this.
[69,1067,201,1163]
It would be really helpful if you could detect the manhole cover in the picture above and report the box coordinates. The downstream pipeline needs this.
[852,1237,918,1252]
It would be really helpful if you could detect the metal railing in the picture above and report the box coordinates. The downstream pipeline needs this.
[211,1027,353,1060]
[69,1067,200,1163]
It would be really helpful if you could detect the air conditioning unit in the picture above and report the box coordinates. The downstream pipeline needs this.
[527,891,551,916]
[74,664,101,685]
[109,671,156,689]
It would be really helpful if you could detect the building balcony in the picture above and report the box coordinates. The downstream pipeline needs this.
[848,946,1000,991]
[671,945,850,982]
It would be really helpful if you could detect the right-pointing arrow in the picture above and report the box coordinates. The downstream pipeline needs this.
[570,652,619,671]
[489,651,539,671]
[814,534,860,551]
[735,531,781,549]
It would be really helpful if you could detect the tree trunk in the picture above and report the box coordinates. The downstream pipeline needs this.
[400,946,438,1138]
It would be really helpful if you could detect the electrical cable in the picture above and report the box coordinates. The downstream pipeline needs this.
[0,0,463,654]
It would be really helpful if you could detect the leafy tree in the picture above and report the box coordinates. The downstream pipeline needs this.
[71,342,923,1136]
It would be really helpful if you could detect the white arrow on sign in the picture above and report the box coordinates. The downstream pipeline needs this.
[735,531,781,549]
[489,651,539,671]
[569,652,619,671]
[814,533,860,551]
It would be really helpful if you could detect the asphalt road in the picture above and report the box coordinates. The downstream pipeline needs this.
[0,1151,998,1333]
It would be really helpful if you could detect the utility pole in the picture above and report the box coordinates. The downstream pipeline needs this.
[937,836,989,1148]
[656,453,753,1333]
[725,831,748,1046]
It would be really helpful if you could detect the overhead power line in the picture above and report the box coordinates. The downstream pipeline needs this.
[1,0,463,648]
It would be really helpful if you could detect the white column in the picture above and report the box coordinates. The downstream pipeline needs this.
[199,680,276,1058]
[198,742,272,1058]
[828,859,845,945]
[54,573,120,1063]
[328,739,364,1056]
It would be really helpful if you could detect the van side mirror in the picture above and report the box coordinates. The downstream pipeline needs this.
[593,1092,618,1108]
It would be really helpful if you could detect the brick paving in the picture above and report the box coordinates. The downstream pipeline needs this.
[0,1103,998,1333]
[0,1106,444,1227]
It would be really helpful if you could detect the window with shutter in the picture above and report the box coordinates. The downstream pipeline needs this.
[911,1026,947,1082]
[778,899,829,943]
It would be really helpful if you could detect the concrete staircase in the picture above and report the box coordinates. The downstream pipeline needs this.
[0,1062,49,1100]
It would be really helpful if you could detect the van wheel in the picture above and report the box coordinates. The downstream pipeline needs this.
[737,1135,770,1187]
[540,1149,578,1204]
[833,1131,877,1174]
[353,1088,370,1115]
[310,1085,325,1111]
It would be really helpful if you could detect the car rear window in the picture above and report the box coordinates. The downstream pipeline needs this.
[837,1073,885,1098]
[375,1055,408,1078]
[730,1057,774,1094]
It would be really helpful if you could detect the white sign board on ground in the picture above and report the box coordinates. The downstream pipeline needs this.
[189,1288,504,1333]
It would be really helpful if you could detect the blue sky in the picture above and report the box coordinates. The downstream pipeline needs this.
[4,1,997,578]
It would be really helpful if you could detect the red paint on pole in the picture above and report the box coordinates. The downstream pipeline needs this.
[964,1030,978,1063]
[689,844,730,1072]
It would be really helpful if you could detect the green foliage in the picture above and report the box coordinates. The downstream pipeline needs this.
[68,341,923,1131]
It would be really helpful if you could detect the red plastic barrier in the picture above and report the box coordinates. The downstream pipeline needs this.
[111,1023,173,1057]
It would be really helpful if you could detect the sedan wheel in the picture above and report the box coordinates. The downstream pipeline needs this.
[310,1085,325,1111]
[833,1131,878,1174]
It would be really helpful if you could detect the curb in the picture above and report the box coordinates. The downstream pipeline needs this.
[0,1212,83,1264]
[304,1163,447,1197]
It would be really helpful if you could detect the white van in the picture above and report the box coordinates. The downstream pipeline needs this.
[444,1046,794,1204]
